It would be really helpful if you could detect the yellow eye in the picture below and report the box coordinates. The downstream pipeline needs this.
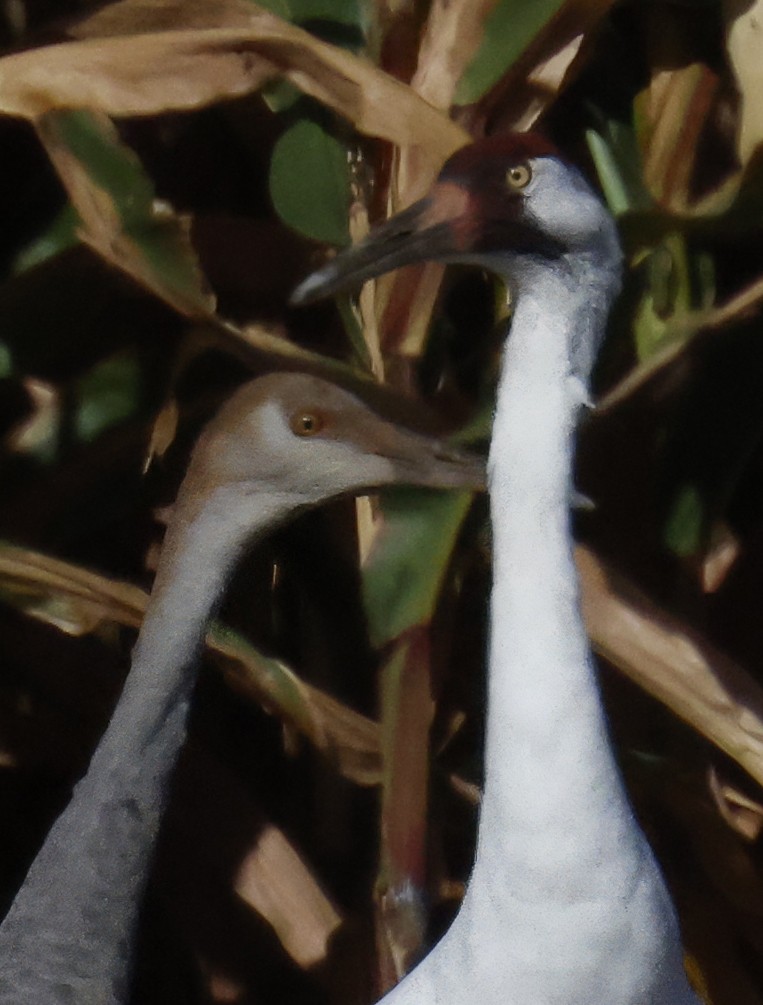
[506,163,532,190]
[290,411,325,437]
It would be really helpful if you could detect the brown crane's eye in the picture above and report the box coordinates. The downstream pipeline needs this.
[506,163,532,190]
[290,410,326,437]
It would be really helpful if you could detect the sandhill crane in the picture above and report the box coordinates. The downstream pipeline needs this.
[0,371,484,1004]
[292,133,701,1004]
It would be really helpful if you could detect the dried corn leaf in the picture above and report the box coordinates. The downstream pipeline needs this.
[667,772,763,1004]
[145,398,180,471]
[708,765,763,842]
[376,259,447,359]
[348,200,385,379]
[0,0,467,361]
[0,4,465,160]
[70,0,324,38]
[464,0,617,132]
[702,522,741,594]
[35,109,215,318]
[5,377,60,458]
[168,744,342,970]
[374,0,479,361]
[636,7,719,213]
[213,317,368,383]
[724,0,763,165]
[363,487,473,982]
[376,627,433,985]
[213,626,381,785]
[577,545,763,790]
[0,542,380,784]
[411,0,498,116]
[5,535,763,803]
[235,823,342,967]
[455,0,566,105]
[498,32,585,133]
[378,0,615,360]
[597,271,763,416]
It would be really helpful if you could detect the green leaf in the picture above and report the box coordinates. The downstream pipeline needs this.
[0,342,12,378]
[37,110,214,318]
[74,352,142,443]
[664,483,704,557]
[694,250,716,311]
[363,488,473,648]
[261,0,366,112]
[244,0,292,18]
[335,295,373,369]
[449,393,496,445]
[455,0,564,105]
[633,233,693,361]
[262,79,302,113]
[51,111,154,225]
[289,0,363,24]
[13,204,80,274]
[245,0,363,26]
[270,116,351,246]
[586,120,652,216]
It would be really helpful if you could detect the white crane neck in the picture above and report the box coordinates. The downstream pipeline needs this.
[376,261,698,1003]
[476,267,639,887]
[374,236,698,1005]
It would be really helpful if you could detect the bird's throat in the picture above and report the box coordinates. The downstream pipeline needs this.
[475,272,639,901]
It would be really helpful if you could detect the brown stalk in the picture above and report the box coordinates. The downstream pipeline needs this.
[0,543,381,785]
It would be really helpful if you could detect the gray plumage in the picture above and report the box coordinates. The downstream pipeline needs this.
[0,373,483,1004]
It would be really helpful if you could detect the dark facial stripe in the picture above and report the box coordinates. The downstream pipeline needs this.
[478,216,567,260]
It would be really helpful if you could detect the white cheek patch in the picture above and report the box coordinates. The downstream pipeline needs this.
[258,400,293,448]
[224,401,295,484]
[524,160,607,246]
[245,400,394,497]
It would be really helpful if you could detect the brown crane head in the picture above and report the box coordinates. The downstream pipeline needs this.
[186,372,484,507]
